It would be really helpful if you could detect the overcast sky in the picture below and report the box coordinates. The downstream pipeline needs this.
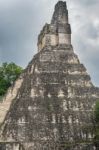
[0,0,99,86]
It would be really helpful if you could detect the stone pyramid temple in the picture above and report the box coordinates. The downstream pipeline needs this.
[0,1,99,150]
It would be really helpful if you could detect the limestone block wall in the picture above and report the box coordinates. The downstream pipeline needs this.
[37,0,71,51]
[38,35,48,52]
[38,43,42,52]
[0,142,96,150]
[58,33,71,45]
[38,34,59,51]
[50,34,58,46]
[0,45,99,150]
[38,32,71,51]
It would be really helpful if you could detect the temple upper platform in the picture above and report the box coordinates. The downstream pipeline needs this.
[38,1,71,52]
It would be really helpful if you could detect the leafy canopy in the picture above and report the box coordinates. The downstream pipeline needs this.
[0,62,23,97]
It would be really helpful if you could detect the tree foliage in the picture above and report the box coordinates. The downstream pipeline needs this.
[0,62,23,97]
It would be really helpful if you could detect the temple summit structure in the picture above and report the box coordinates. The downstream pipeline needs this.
[0,1,99,150]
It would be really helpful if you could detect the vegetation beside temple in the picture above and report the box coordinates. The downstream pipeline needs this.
[0,62,23,100]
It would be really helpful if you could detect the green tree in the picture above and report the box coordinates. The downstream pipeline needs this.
[0,62,23,98]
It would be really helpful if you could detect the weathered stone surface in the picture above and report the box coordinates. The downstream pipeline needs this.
[0,75,24,124]
[38,1,71,51]
[0,1,99,150]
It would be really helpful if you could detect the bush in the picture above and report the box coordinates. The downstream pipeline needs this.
[0,62,23,99]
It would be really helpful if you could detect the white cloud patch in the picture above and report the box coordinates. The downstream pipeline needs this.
[0,0,99,86]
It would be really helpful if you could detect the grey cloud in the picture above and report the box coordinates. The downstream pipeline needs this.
[67,0,99,86]
[0,0,58,67]
[71,0,98,6]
